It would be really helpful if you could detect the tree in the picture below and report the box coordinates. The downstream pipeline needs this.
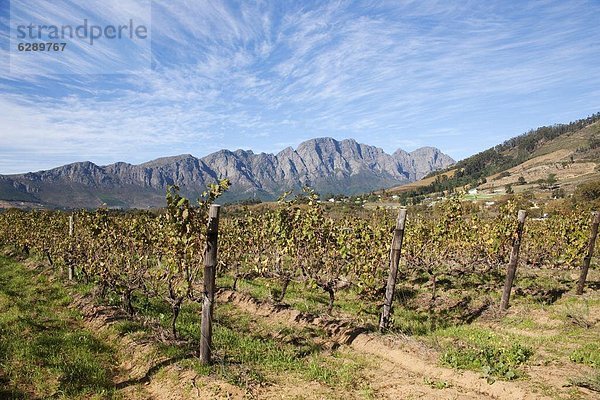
[574,181,600,202]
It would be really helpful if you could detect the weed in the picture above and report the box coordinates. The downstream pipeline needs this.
[560,301,594,329]
[570,343,600,367]
[424,377,451,389]
[436,326,533,381]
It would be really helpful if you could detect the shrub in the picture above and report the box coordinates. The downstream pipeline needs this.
[574,180,600,201]
[570,343,600,367]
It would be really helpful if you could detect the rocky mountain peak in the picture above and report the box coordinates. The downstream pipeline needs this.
[0,137,455,208]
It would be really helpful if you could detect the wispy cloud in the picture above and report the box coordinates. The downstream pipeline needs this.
[1,0,599,173]
[5,0,151,77]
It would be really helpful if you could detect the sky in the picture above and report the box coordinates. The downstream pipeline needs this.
[0,0,599,174]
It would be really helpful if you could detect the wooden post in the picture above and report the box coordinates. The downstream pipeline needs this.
[68,215,74,281]
[200,204,220,364]
[500,210,526,311]
[379,208,407,331]
[576,211,600,295]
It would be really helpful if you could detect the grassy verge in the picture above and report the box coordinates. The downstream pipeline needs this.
[0,254,373,397]
[218,265,599,388]
[0,256,116,399]
[116,294,373,394]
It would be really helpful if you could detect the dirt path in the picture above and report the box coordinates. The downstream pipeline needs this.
[352,335,541,399]
[66,287,576,399]
[217,289,552,399]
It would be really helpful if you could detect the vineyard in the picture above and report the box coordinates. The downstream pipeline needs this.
[0,183,599,399]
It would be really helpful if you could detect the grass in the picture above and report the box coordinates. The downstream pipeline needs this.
[570,343,600,368]
[105,285,372,393]
[219,275,381,323]
[195,304,370,390]
[218,264,600,386]
[0,256,116,399]
[423,377,452,389]
[0,253,372,397]
[463,193,497,201]
[218,272,468,333]
[392,308,446,335]
[220,261,556,335]
[113,320,151,336]
[2,248,598,397]
[432,325,533,381]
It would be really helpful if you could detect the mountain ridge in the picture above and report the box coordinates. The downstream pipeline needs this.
[382,113,600,202]
[0,137,455,209]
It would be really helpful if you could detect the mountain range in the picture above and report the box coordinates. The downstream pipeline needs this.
[0,138,454,209]
[383,113,600,201]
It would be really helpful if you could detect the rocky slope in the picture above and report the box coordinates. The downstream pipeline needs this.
[383,114,600,201]
[0,138,454,208]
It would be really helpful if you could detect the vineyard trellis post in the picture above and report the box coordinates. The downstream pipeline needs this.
[68,215,74,281]
[200,204,220,364]
[500,209,526,311]
[379,208,407,331]
[576,211,600,295]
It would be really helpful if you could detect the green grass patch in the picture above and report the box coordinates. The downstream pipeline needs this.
[113,320,150,336]
[0,256,116,398]
[211,304,368,389]
[305,351,365,387]
[391,308,445,335]
[434,326,533,381]
[423,377,452,389]
[221,275,379,322]
[123,290,369,391]
[570,343,600,367]
[502,315,539,330]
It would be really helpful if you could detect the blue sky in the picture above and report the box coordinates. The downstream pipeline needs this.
[1,0,599,174]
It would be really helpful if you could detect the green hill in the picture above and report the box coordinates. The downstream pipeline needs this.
[388,113,600,203]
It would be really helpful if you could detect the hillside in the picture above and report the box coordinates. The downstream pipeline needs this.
[386,113,600,203]
[0,138,454,209]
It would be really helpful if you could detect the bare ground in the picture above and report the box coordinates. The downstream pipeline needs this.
[66,287,597,399]
[217,290,556,400]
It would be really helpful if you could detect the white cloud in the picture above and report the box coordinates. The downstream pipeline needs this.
[0,0,599,173]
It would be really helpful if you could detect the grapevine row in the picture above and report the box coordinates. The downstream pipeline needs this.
[0,186,595,338]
